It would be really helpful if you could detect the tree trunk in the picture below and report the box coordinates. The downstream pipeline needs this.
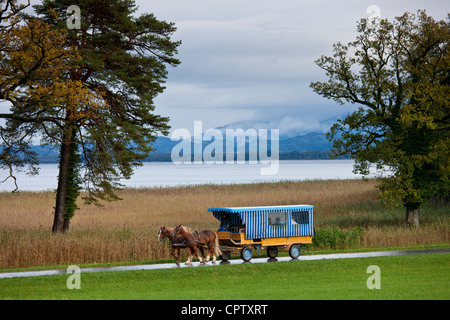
[63,218,70,231]
[62,127,82,232]
[406,207,420,227]
[52,138,71,233]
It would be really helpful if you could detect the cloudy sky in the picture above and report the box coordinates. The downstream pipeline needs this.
[1,0,448,138]
[137,0,448,137]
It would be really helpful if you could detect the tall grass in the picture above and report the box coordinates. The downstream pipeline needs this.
[0,179,448,269]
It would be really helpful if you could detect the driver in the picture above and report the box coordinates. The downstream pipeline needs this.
[219,213,230,231]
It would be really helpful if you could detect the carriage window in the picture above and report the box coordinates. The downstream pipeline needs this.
[268,211,286,226]
[292,211,310,224]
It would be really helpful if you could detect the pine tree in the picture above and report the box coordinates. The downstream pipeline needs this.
[38,0,181,232]
[1,0,181,232]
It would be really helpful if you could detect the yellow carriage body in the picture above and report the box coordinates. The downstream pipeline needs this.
[209,205,315,261]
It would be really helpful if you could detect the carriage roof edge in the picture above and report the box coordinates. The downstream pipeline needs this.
[208,204,314,214]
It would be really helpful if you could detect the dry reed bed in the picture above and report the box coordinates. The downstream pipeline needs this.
[0,180,379,229]
[0,179,448,269]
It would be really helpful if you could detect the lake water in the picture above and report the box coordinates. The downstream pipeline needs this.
[0,160,369,192]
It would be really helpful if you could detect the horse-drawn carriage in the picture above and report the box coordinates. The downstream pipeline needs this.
[158,204,315,265]
[208,205,315,262]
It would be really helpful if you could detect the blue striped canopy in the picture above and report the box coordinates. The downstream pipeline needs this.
[208,205,315,240]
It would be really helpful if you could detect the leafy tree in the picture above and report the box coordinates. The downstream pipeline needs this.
[1,1,83,194]
[310,10,449,226]
[1,0,180,232]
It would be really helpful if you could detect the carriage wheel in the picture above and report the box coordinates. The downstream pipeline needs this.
[219,251,231,261]
[289,244,301,259]
[241,246,253,262]
[267,246,278,258]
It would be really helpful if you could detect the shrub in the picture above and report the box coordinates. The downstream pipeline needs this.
[313,226,365,249]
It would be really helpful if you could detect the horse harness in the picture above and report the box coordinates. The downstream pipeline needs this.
[162,228,186,248]
[186,229,208,246]
[169,233,187,248]
[170,238,187,248]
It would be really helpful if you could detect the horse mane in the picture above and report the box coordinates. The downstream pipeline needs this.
[180,225,194,235]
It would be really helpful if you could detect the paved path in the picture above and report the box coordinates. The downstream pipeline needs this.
[1,247,448,279]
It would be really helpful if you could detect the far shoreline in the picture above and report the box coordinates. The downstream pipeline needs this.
[0,177,376,194]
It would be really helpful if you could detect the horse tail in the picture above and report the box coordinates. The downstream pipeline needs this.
[214,232,222,256]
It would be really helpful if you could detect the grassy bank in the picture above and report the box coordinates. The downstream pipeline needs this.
[1,253,449,300]
[0,179,449,270]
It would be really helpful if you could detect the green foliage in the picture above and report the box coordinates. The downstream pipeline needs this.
[310,11,449,222]
[115,226,133,242]
[63,132,82,226]
[313,226,365,249]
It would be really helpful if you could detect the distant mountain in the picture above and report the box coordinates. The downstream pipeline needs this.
[153,132,332,154]
[213,117,339,139]
[279,132,332,153]
[30,145,60,163]
[150,136,179,154]
[6,132,337,163]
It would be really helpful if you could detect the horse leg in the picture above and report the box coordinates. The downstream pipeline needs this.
[192,244,203,265]
[171,246,178,262]
[175,247,181,266]
[199,247,207,262]
[208,243,216,264]
[203,245,210,262]
[198,235,210,263]
[185,246,192,266]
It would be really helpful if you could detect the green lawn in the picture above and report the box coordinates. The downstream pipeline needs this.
[1,253,449,300]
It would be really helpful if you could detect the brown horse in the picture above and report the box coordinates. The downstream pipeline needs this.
[172,225,222,265]
[157,226,205,266]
